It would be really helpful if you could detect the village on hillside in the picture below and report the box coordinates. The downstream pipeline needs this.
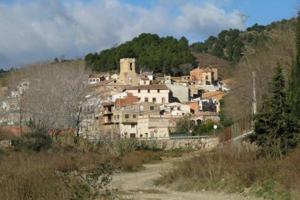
[0,58,230,140]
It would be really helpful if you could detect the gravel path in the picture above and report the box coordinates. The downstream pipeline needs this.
[109,157,258,200]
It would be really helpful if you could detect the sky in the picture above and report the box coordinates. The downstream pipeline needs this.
[0,0,299,69]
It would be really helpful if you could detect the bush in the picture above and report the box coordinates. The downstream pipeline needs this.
[13,132,52,151]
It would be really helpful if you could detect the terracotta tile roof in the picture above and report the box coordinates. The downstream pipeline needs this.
[202,91,226,101]
[102,101,114,106]
[125,84,169,90]
[140,76,149,80]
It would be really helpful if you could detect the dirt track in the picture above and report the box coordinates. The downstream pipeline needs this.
[109,157,258,200]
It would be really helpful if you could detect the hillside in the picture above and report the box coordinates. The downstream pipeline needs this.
[223,19,297,121]
[85,18,295,78]
[85,33,195,75]
[191,19,296,63]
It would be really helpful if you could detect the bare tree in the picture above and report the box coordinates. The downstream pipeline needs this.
[18,61,88,130]
[224,27,296,121]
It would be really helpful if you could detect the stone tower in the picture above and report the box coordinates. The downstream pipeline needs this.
[118,58,139,85]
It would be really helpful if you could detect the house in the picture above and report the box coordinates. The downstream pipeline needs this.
[164,75,172,84]
[79,93,101,138]
[88,74,103,85]
[137,115,171,138]
[124,84,169,104]
[191,112,220,124]
[202,91,226,112]
[166,83,190,103]
[113,102,161,138]
[87,79,125,100]
[110,73,119,80]
[190,67,218,85]
[161,102,191,117]
[139,76,151,85]
[118,58,139,86]
[141,71,154,81]
[115,93,139,108]
[111,92,128,102]
[187,101,200,114]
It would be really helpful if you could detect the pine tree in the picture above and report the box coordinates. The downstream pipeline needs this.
[290,11,300,118]
[251,66,299,157]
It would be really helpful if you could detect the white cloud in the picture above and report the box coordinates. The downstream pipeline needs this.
[0,0,245,68]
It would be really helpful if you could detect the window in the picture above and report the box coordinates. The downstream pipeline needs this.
[133,114,136,118]
[152,98,156,103]
[131,124,135,128]
[130,63,133,71]
[144,81,146,85]
[147,89,150,93]
[138,97,141,101]
[162,97,165,103]
[139,105,144,111]
[145,97,149,102]
[157,89,160,93]
[138,89,141,93]
[150,106,155,111]
[125,114,129,119]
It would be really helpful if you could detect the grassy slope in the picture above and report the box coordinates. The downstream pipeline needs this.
[157,144,300,200]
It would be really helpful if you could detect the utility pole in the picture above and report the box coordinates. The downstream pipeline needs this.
[19,93,23,135]
[252,71,257,115]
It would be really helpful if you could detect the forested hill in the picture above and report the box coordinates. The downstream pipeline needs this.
[85,33,195,74]
[85,18,295,74]
[190,18,296,63]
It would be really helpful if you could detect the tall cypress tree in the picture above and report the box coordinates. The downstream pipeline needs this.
[251,66,299,157]
[290,11,300,118]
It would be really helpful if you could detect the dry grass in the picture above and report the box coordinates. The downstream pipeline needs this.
[116,150,162,172]
[157,143,300,200]
[0,136,166,200]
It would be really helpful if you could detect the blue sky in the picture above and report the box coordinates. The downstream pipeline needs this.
[0,0,299,68]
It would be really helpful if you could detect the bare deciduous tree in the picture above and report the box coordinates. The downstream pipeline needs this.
[224,27,296,121]
[18,61,88,130]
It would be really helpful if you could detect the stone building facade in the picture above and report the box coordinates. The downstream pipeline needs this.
[118,58,139,86]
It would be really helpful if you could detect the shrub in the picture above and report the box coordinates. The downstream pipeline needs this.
[13,132,52,151]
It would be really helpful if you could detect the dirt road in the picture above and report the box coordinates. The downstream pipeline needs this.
[109,157,258,200]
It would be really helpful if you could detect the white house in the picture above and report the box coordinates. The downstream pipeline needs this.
[124,85,169,104]
[161,102,191,117]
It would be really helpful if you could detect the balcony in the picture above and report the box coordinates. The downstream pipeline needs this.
[103,110,113,115]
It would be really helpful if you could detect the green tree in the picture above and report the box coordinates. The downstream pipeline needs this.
[219,99,233,127]
[85,33,195,75]
[290,11,300,118]
[250,66,299,157]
